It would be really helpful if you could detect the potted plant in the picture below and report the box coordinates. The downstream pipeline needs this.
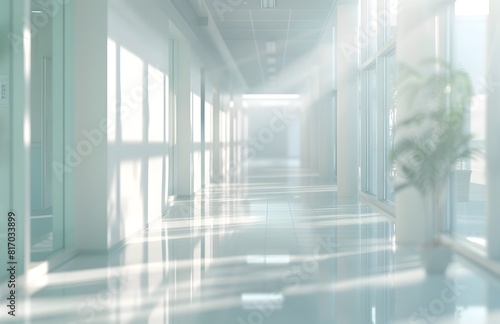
[392,59,478,273]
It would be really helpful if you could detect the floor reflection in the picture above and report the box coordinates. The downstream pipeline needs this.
[7,161,500,323]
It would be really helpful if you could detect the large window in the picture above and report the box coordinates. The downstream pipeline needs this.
[384,0,397,42]
[360,0,397,205]
[205,101,213,187]
[366,0,379,60]
[384,51,397,203]
[192,93,202,192]
[366,67,378,195]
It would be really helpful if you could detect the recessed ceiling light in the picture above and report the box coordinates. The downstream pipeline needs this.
[261,0,276,9]
[242,94,300,100]
[241,293,283,310]
[266,41,276,54]
[246,255,290,264]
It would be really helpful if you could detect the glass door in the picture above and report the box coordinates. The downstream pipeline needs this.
[30,0,65,261]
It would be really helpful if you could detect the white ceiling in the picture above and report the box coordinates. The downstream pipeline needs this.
[201,0,337,91]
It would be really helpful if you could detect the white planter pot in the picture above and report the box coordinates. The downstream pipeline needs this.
[420,244,452,274]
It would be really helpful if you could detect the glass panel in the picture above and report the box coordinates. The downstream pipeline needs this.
[30,0,64,261]
[385,0,397,41]
[367,67,377,195]
[385,51,397,202]
[451,0,488,246]
[205,102,212,186]
[366,0,379,58]
[192,93,202,192]
[0,2,11,283]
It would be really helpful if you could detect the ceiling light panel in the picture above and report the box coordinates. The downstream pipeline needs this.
[242,94,300,100]
[261,0,276,9]
[266,41,276,53]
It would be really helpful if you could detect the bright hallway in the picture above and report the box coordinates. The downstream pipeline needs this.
[2,0,500,323]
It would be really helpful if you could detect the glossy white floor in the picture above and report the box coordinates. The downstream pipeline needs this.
[6,161,500,323]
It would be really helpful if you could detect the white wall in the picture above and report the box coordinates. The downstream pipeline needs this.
[245,107,301,160]
[317,21,336,181]
[336,3,360,202]
[73,0,173,251]
[66,0,226,251]
[106,0,171,247]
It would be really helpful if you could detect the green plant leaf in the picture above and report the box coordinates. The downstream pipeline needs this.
[391,58,477,198]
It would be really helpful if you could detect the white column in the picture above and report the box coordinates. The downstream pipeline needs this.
[229,108,235,175]
[318,42,336,182]
[300,107,311,168]
[487,0,500,259]
[73,0,109,251]
[200,69,206,188]
[52,0,66,253]
[309,69,320,173]
[62,0,76,251]
[175,39,193,197]
[212,88,221,181]
[336,3,359,202]
[394,0,440,245]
